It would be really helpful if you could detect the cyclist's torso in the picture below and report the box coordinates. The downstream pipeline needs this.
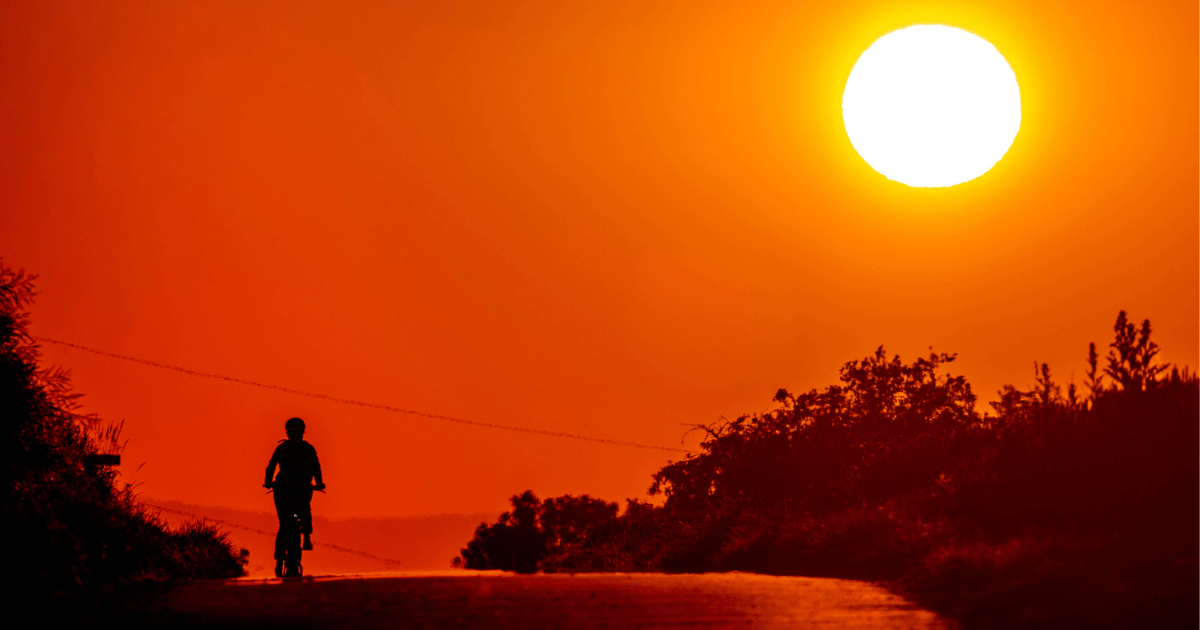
[271,440,320,487]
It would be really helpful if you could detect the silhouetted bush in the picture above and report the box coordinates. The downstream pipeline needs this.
[650,348,982,512]
[0,262,245,616]
[457,491,617,573]
[540,499,709,573]
[465,310,1197,629]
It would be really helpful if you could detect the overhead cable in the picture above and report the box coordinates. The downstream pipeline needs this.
[37,336,687,454]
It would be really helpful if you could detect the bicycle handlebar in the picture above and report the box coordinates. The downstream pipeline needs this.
[264,483,326,493]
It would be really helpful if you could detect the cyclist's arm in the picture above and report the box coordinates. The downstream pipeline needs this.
[264,452,279,487]
[311,446,325,490]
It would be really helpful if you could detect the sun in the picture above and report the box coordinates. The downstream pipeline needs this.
[842,25,1021,188]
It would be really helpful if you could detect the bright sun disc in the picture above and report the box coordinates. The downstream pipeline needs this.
[842,25,1021,188]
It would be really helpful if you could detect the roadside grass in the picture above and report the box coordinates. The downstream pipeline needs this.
[900,532,1198,630]
[1,262,245,617]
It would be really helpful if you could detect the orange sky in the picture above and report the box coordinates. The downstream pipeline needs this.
[2,0,1195,520]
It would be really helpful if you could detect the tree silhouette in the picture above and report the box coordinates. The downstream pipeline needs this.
[457,491,617,572]
[650,347,981,511]
[1085,342,1102,401]
[541,494,619,551]
[1104,310,1169,392]
[468,311,1196,630]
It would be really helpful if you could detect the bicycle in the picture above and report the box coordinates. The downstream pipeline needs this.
[265,483,325,578]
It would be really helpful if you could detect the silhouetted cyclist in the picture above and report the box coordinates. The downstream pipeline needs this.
[264,417,325,577]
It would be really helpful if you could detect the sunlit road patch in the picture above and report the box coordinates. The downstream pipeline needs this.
[128,571,950,629]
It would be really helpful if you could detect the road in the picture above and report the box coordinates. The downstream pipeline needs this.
[127,571,952,629]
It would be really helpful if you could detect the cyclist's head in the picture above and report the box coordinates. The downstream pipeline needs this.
[285,417,306,438]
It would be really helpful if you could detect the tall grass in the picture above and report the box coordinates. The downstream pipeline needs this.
[0,262,245,616]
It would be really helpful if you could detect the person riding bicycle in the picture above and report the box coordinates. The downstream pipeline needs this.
[264,417,325,577]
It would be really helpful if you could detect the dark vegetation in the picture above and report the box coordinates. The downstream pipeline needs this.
[455,491,619,573]
[0,262,245,617]
[460,311,1198,629]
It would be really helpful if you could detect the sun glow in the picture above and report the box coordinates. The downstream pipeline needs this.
[842,25,1021,188]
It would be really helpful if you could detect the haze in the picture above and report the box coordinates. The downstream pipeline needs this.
[1,0,1195,521]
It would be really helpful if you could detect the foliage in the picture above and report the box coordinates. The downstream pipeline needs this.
[0,261,245,615]
[1103,310,1169,392]
[463,310,1197,628]
[457,491,617,573]
[650,348,981,511]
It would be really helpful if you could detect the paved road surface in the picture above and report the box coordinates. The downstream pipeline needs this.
[128,572,951,629]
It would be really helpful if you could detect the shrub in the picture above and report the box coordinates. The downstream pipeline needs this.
[0,261,245,614]
[465,310,1198,628]
[457,491,618,573]
[650,348,983,512]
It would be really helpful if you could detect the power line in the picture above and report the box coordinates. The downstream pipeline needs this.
[37,336,687,454]
[146,503,403,568]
